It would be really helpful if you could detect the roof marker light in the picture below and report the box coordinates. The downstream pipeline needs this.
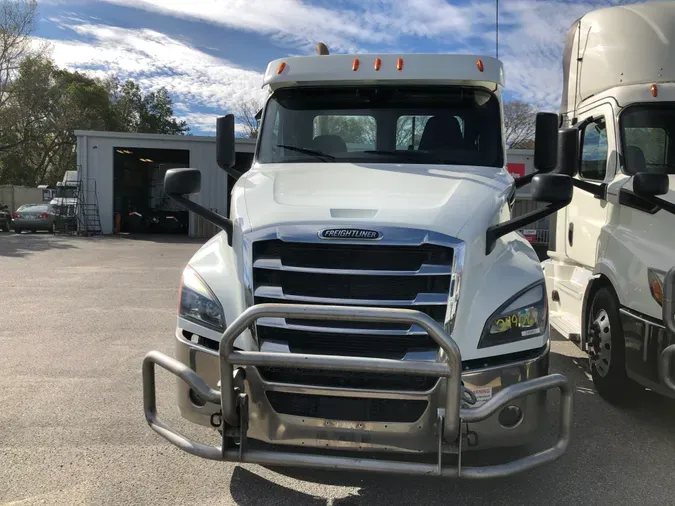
[352,58,360,71]
[476,59,484,72]
[396,58,404,71]
[651,84,658,97]
[277,62,286,74]
[374,57,381,71]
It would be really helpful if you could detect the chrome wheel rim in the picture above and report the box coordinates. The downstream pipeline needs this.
[589,309,612,377]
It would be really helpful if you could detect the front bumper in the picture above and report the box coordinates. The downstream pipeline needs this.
[143,303,573,478]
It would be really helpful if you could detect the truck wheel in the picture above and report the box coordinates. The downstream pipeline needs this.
[587,286,643,404]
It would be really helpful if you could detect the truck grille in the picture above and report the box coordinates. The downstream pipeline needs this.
[251,238,454,390]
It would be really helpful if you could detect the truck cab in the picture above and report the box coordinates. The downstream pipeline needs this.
[141,49,576,478]
[544,1,675,402]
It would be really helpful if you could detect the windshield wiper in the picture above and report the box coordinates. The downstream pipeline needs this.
[362,150,443,164]
[276,144,335,161]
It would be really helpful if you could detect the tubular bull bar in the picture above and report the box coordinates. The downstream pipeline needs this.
[143,303,574,478]
[660,267,675,391]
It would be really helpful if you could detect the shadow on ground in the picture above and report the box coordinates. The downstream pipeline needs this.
[114,233,207,244]
[227,332,675,505]
[0,231,80,258]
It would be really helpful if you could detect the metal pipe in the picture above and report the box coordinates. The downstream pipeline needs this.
[660,345,675,391]
[663,266,675,335]
[460,374,569,423]
[219,303,463,438]
[230,350,451,376]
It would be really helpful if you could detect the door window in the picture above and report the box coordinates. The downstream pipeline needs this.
[580,118,609,181]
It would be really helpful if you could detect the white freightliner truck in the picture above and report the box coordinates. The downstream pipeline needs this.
[544,1,675,402]
[142,48,578,478]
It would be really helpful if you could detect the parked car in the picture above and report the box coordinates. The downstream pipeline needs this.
[12,203,57,233]
[0,204,10,232]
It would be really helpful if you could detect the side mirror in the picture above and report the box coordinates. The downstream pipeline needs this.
[163,168,234,245]
[164,168,201,195]
[533,112,559,172]
[217,114,240,178]
[531,173,573,204]
[555,128,579,177]
[486,173,573,254]
[633,172,669,197]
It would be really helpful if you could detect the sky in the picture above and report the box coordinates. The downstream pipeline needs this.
[34,0,635,135]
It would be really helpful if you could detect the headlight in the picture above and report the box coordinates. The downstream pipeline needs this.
[648,268,664,306]
[478,282,548,349]
[179,266,225,332]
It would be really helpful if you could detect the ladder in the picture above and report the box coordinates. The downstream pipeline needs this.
[76,178,102,236]
[53,176,102,236]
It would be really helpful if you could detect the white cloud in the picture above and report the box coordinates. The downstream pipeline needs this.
[36,22,266,133]
[87,0,629,109]
[37,0,632,133]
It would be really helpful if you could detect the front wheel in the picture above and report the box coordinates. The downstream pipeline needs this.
[587,286,643,404]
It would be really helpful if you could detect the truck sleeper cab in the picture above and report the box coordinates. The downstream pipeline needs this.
[544,1,675,402]
[142,50,575,478]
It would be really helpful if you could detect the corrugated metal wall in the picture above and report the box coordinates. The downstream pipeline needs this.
[75,131,255,237]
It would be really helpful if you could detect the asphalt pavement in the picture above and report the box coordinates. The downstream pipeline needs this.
[1,232,674,505]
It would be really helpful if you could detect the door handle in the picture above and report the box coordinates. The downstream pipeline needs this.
[568,222,574,247]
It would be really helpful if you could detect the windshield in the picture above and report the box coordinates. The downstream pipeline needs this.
[257,85,503,167]
[17,204,52,213]
[56,187,77,198]
[621,104,675,174]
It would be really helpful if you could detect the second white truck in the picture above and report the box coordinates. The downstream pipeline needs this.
[544,1,675,402]
[142,48,576,478]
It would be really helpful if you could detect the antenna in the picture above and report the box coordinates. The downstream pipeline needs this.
[496,0,499,59]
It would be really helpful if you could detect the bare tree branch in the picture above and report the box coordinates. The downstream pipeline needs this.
[503,100,538,149]
[0,0,38,110]
[232,97,262,139]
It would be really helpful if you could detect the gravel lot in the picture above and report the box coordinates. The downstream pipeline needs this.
[1,233,675,505]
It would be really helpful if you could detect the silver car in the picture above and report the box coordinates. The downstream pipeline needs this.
[12,203,57,233]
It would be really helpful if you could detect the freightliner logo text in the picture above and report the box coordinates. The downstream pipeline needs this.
[319,229,381,240]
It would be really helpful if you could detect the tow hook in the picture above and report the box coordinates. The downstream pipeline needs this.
[464,423,479,447]
[210,411,222,428]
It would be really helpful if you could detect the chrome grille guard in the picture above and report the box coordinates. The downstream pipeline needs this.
[660,266,675,391]
[142,303,574,478]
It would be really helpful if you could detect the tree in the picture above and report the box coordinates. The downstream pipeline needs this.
[503,100,538,149]
[232,97,261,138]
[107,79,189,135]
[0,56,191,185]
[0,0,38,152]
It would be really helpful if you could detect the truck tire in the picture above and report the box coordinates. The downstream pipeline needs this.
[587,286,643,404]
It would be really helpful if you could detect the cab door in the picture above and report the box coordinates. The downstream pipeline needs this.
[565,103,617,267]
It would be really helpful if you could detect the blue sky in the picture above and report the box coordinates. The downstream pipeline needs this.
[35,0,633,135]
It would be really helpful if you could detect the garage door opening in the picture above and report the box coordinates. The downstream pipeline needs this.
[113,147,190,235]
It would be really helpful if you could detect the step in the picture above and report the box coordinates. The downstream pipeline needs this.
[556,280,584,301]
[550,312,581,342]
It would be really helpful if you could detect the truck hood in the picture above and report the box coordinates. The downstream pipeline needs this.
[240,163,512,240]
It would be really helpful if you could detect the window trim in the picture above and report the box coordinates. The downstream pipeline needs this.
[579,115,609,182]
[618,102,675,175]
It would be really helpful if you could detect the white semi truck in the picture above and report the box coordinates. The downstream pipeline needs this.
[142,48,578,478]
[544,0,675,402]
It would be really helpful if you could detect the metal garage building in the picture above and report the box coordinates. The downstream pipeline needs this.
[74,130,255,238]
[74,130,546,242]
